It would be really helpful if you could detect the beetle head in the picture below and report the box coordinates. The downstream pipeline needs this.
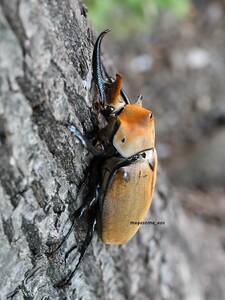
[113,104,155,158]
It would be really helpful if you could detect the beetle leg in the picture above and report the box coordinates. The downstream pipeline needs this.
[50,181,99,257]
[63,190,97,263]
[55,209,97,288]
[69,125,106,156]
[62,185,99,263]
[74,185,99,219]
[64,244,77,263]
[73,157,102,217]
[49,156,102,257]
[49,217,76,257]
[48,175,90,256]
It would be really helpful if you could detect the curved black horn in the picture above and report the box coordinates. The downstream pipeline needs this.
[92,29,111,103]
[92,29,130,105]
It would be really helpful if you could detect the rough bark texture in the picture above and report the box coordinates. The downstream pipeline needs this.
[0,1,202,299]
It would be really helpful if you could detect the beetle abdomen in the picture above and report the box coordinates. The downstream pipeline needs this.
[99,149,157,244]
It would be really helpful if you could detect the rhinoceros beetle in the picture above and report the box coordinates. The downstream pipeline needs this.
[55,29,157,288]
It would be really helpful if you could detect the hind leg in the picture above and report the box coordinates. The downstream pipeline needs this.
[54,207,97,288]
[49,142,102,255]
[49,171,100,257]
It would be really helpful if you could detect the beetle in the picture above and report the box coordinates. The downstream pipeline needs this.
[55,29,157,287]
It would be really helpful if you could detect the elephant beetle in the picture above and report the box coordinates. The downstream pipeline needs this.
[55,29,157,287]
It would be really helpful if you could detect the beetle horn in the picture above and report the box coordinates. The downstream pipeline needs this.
[92,29,111,104]
[92,28,130,105]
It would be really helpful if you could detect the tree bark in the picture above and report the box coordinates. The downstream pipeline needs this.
[0,1,201,299]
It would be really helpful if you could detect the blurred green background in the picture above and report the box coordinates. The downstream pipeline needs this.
[84,0,191,36]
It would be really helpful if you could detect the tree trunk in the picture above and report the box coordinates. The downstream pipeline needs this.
[0,1,201,299]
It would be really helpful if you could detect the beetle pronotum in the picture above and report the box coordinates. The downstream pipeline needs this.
[55,29,157,287]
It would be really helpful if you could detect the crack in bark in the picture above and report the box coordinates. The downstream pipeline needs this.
[21,217,42,263]
[2,216,15,244]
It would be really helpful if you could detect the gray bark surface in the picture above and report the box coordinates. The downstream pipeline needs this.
[0,1,201,299]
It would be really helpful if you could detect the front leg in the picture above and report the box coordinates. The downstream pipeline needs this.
[69,125,105,157]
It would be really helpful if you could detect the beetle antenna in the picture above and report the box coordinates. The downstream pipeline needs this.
[92,29,111,104]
